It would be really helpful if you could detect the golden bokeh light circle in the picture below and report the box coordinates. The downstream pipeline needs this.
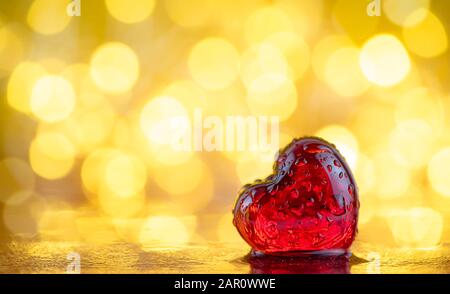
[105,0,156,24]
[90,42,140,94]
[428,147,450,198]
[359,34,411,87]
[27,0,72,35]
[29,132,76,180]
[324,47,370,97]
[30,75,76,123]
[188,38,240,90]
[246,73,297,121]
[402,11,448,58]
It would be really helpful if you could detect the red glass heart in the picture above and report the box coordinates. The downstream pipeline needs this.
[233,137,359,256]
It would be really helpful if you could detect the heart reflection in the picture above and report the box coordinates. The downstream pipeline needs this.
[245,250,366,274]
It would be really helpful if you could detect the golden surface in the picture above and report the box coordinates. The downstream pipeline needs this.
[1,229,450,274]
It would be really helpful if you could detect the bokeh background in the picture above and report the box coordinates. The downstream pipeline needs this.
[0,0,449,254]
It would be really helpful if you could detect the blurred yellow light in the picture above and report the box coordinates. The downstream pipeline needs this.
[358,201,375,226]
[383,0,430,27]
[204,83,249,117]
[7,62,47,113]
[76,217,120,244]
[140,96,189,145]
[217,213,250,247]
[162,165,214,214]
[240,43,289,88]
[61,104,115,154]
[27,0,71,35]
[395,87,444,130]
[311,35,353,81]
[30,75,76,123]
[99,188,145,218]
[369,62,423,104]
[332,0,379,41]
[315,125,359,170]
[153,155,205,195]
[90,42,140,94]
[162,80,208,112]
[389,119,434,169]
[105,0,156,23]
[139,216,191,250]
[373,151,411,199]
[386,207,443,248]
[29,132,75,180]
[324,47,369,97]
[39,58,67,73]
[351,102,396,149]
[246,74,297,121]
[428,147,450,198]
[403,12,448,58]
[188,38,240,90]
[4,191,36,210]
[38,209,79,241]
[360,34,410,87]
[236,156,273,185]
[265,32,310,81]
[354,154,376,196]
[61,63,89,91]
[104,152,147,198]
[0,26,24,79]
[146,141,194,167]
[276,0,324,39]
[62,63,107,101]
[81,148,119,195]
[164,0,214,28]
[224,130,293,167]
[0,158,35,204]
[112,218,145,244]
[244,6,293,45]
[2,194,46,237]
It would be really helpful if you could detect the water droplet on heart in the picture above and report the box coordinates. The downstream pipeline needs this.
[334,159,341,167]
[339,172,343,179]
[295,157,307,166]
[327,165,332,172]
[301,181,312,192]
[348,184,354,196]
[306,197,315,207]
